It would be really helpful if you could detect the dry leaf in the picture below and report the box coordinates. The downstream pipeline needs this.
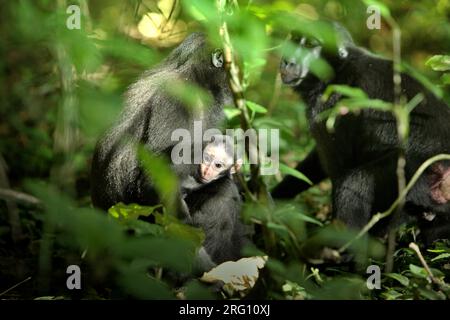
[200,256,268,292]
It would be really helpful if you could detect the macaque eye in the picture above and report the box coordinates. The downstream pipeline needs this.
[212,49,224,68]
[215,163,223,169]
[303,38,320,48]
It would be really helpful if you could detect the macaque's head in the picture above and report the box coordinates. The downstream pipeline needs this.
[280,21,353,88]
[163,33,230,90]
[200,135,242,183]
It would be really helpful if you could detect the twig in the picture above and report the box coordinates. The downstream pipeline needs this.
[385,16,406,273]
[0,188,42,206]
[409,242,445,287]
[0,155,23,242]
[0,276,32,297]
[339,154,450,253]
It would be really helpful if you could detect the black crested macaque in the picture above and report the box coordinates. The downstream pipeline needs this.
[272,21,450,242]
[91,32,231,211]
[90,33,250,268]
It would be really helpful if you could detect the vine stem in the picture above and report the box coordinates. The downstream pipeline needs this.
[216,0,267,198]
[339,154,450,253]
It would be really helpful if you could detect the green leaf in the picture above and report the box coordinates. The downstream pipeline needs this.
[138,146,178,214]
[266,222,290,238]
[322,85,368,102]
[417,287,443,300]
[164,80,213,113]
[246,101,268,114]
[431,253,450,262]
[381,289,403,300]
[154,213,205,246]
[108,202,162,220]
[385,273,410,287]
[409,264,428,279]
[117,264,173,299]
[362,0,392,18]
[426,55,450,72]
[279,163,313,185]
[224,107,241,120]
[276,204,323,227]
[126,220,165,237]
[441,73,450,85]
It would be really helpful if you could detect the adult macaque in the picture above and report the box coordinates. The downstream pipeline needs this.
[91,32,232,211]
[91,33,250,268]
[272,21,450,243]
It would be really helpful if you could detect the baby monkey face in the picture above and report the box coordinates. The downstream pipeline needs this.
[200,143,235,183]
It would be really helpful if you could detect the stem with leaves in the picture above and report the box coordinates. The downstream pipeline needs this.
[385,16,407,273]
[216,0,276,253]
[216,1,270,201]
[409,242,449,291]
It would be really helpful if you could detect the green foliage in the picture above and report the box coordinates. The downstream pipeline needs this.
[426,55,450,72]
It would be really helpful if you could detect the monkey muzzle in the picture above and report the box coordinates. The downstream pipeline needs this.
[200,163,217,183]
[280,58,305,86]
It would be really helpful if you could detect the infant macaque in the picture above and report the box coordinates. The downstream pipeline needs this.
[178,134,242,196]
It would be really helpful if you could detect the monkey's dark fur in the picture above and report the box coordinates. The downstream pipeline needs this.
[272,22,450,243]
[91,33,249,265]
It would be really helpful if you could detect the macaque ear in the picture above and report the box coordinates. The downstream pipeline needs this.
[230,158,243,174]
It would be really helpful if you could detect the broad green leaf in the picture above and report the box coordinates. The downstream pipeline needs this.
[164,80,213,113]
[385,273,410,287]
[426,55,450,72]
[108,202,162,220]
[362,0,392,18]
[123,220,165,237]
[155,213,205,246]
[381,289,403,300]
[138,146,178,214]
[441,73,450,85]
[275,204,323,226]
[417,287,444,300]
[266,222,290,238]
[117,264,173,299]
[323,85,368,101]
[409,264,428,279]
[224,107,242,120]
[246,101,268,114]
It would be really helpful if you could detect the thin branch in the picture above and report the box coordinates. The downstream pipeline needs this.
[216,1,264,198]
[409,242,447,288]
[0,156,23,242]
[0,277,32,297]
[0,188,42,206]
[385,16,406,273]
